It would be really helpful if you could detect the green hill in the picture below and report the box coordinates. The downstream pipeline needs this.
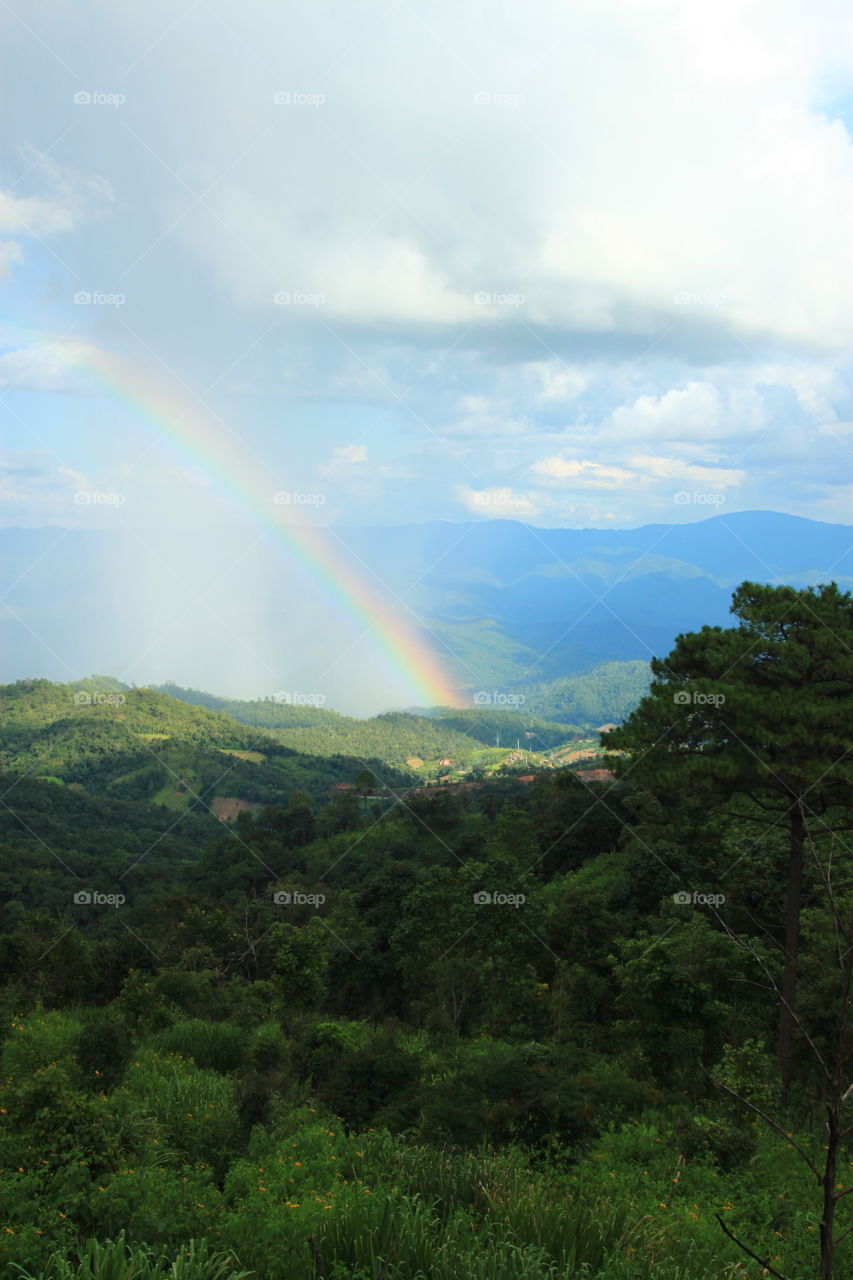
[153,682,593,772]
[0,679,409,811]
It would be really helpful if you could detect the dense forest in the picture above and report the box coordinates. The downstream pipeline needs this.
[1,584,853,1278]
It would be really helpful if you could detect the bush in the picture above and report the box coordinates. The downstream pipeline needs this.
[150,1020,246,1074]
[73,1010,133,1091]
[117,1051,242,1179]
[307,1027,420,1130]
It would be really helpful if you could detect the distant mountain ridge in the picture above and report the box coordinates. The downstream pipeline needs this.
[1,511,850,708]
[341,510,853,689]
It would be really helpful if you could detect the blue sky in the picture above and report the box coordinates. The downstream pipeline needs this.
[3,0,853,533]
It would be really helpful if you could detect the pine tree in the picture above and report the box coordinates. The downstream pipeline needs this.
[604,581,853,1101]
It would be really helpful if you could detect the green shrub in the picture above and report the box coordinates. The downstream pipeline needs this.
[73,1011,134,1091]
[150,1020,246,1074]
[117,1051,241,1178]
[87,1166,224,1249]
[1,1008,83,1078]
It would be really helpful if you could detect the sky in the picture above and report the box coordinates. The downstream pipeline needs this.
[2,0,853,536]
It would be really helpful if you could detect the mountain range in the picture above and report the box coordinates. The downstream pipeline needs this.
[2,510,850,712]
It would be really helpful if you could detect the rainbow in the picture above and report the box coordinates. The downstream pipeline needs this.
[72,342,461,709]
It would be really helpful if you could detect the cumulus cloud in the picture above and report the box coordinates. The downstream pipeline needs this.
[0,341,92,392]
[3,0,853,527]
[0,148,113,282]
[532,458,634,487]
[118,0,853,348]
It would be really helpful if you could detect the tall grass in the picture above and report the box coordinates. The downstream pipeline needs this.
[149,1021,246,1074]
[118,1051,241,1176]
[9,1233,251,1280]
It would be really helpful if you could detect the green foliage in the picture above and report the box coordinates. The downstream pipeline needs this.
[9,1232,251,1280]
[150,1020,246,1074]
[3,634,853,1279]
[117,1051,241,1179]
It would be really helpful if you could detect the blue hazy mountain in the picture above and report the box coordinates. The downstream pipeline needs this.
[1,510,851,710]
[339,509,853,685]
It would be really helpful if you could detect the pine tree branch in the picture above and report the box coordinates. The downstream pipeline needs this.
[714,1213,791,1280]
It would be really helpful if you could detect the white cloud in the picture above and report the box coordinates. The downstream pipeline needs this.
[0,149,113,236]
[51,0,833,347]
[532,457,634,487]
[333,443,368,464]
[4,0,853,527]
[627,455,745,489]
[606,383,724,443]
[0,342,91,392]
[533,364,589,403]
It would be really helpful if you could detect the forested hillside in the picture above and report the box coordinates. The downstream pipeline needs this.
[2,584,853,1278]
[0,679,409,807]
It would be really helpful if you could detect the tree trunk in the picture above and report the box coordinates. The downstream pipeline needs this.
[820,1104,838,1280]
[778,800,805,1105]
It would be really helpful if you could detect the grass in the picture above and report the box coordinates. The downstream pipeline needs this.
[9,1233,251,1280]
